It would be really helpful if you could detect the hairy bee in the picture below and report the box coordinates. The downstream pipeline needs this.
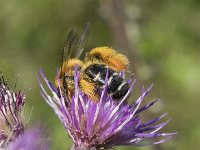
[55,24,130,102]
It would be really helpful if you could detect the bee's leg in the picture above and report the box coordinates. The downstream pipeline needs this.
[63,76,68,92]
[79,79,99,102]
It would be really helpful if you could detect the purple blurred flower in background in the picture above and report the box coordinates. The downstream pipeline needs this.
[38,68,176,150]
[0,73,49,150]
[7,127,49,150]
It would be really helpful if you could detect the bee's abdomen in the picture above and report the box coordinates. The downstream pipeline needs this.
[112,82,129,99]
[85,64,129,100]
[85,64,114,85]
[107,75,123,93]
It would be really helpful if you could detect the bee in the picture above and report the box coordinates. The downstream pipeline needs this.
[55,24,130,102]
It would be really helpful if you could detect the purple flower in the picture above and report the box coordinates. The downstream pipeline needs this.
[38,68,176,150]
[0,73,26,148]
[0,73,50,150]
[6,127,49,150]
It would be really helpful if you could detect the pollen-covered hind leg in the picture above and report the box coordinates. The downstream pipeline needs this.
[79,79,99,102]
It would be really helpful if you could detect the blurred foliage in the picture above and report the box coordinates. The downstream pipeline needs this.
[0,0,200,149]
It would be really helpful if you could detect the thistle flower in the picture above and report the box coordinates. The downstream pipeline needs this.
[0,73,26,148]
[0,73,49,150]
[38,67,176,150]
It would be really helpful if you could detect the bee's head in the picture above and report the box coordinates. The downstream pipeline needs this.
[85,47,116,63]
[61,59,84,76]
[63,59,83,70]
[55,59,83,88]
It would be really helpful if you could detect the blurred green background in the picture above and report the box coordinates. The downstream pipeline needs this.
[0,0,200,149]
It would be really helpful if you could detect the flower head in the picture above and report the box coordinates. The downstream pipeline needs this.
[38,67,176,150]
[0,73,26,148]
[0,73,50,150]
[6,127,49,150]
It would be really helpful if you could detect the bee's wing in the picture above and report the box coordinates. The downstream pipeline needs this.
[62,23,90,63]
[61,23,90,70]
[62,29,77,66]
[75,23,90,58]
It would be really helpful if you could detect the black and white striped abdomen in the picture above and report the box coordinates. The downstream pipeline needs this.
[84,64,129,100]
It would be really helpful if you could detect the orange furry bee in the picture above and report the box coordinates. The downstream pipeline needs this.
[55,24,130,102]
